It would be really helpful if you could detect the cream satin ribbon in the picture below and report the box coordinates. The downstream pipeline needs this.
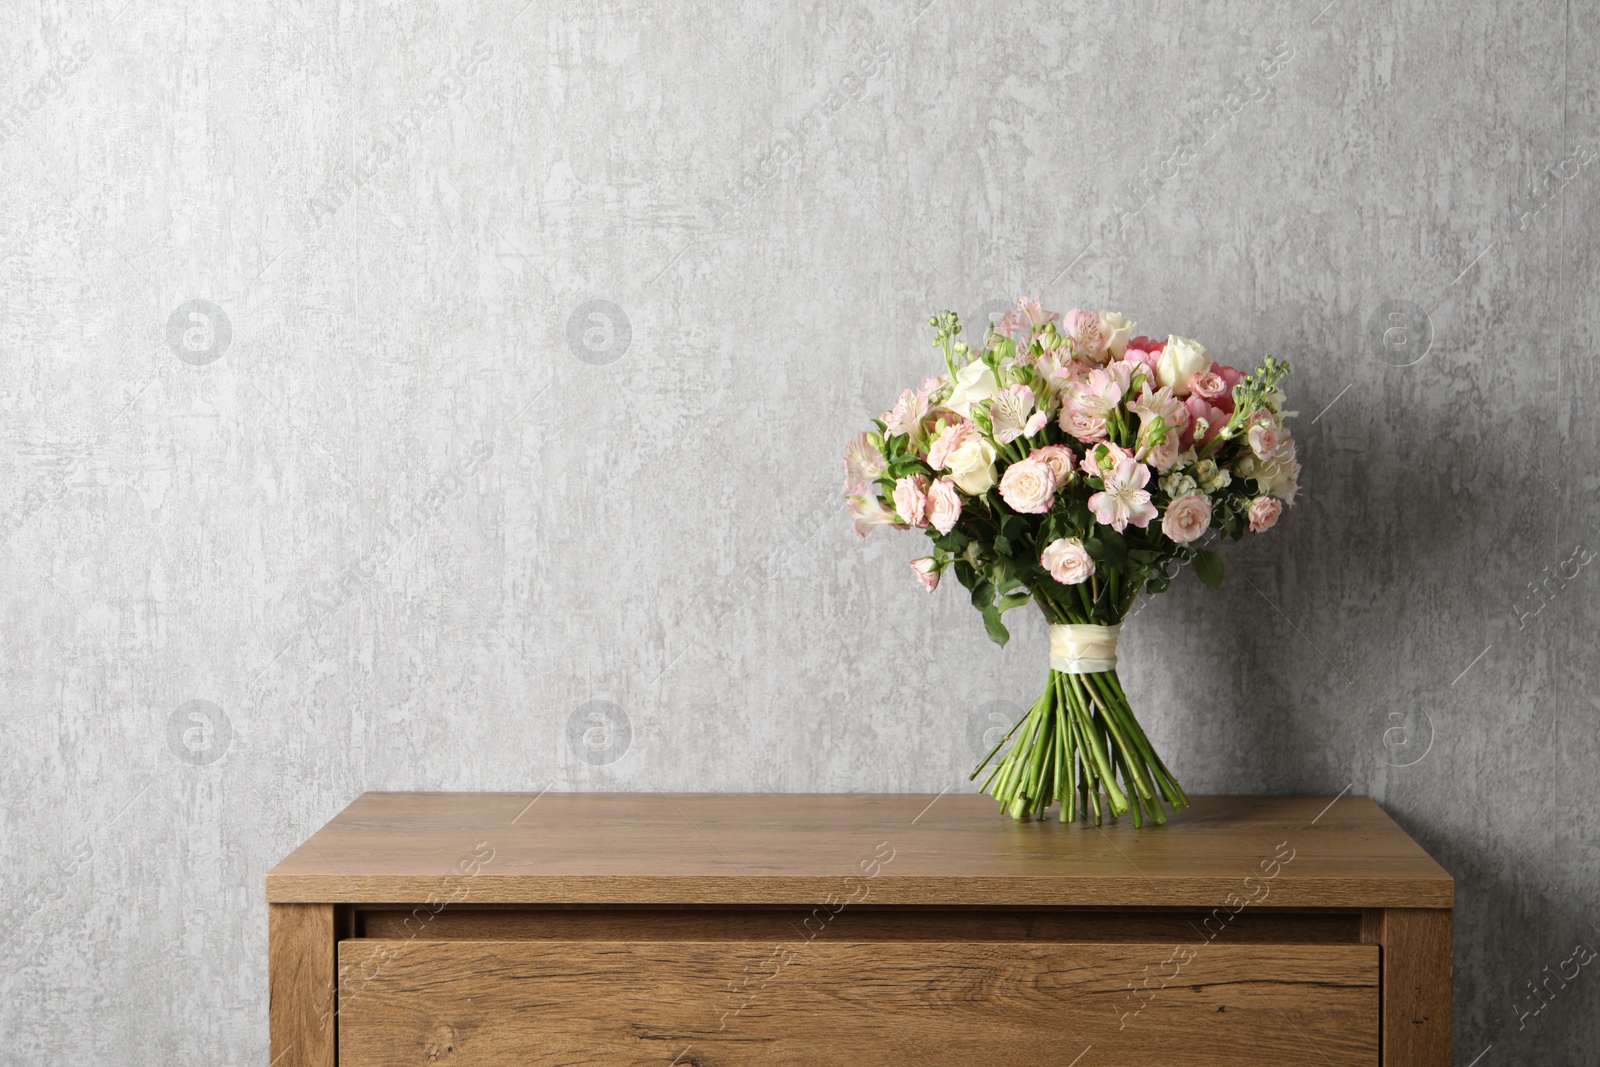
[1049,623,1122,674]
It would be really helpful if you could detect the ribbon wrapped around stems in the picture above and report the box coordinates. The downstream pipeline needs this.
[1049,622,1122,674]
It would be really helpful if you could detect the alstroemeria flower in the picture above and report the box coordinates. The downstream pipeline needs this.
[1064,366,1128,420]
[886,387,929,437]
[1064,308,1109,363]
[842,432,885,495]
[997,296,1059,339]
[1087,456,1158,531]
[988,383,1037,445]
[847,494,898,539]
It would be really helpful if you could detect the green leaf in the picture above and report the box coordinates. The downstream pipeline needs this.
[1192,549,1225,588]
[993,535,1013,559]
[981,605,1011,646]
[1146,574,1172,595]
[996,591,1031,612]
[970,578,995,610]
[953,560,977,591]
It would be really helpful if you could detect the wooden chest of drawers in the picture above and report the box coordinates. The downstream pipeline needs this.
[266,792,1451,1065]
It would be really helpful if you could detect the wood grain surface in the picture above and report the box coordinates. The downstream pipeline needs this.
[265,792,1452,907]
[267,903,336,1067]
[335,938,1381,1066]
[1379,908,1453,1066]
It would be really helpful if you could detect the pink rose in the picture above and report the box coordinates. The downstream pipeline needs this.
[892,474,929,527]
[998,458,1055,514]
[926,421,973,470]
[1040,537,1095,585]
[1248,418,1283,461]
[1060,409,1108,443]
[1080,441,1134,478]
[1190,370,1227,401]
[1248,495,1283,532]
[926,477,962,535]
[910,557,941,592]
[1028,445,1075,487]
[1142,432,1179,472]
[1161,494,1212,544]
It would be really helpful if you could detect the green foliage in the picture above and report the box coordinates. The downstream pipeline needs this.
[1192,549,1225,588]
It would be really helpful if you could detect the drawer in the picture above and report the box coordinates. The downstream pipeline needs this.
[336,938,1379,1066]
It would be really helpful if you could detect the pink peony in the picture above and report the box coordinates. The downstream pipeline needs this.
[910,557,941,592]
[926,421,973,470]
[1181,396,1229,451]
[998,458,1055,514]
[847,494,898,539]
[1029,445,1075,487]
[1161,494,1212,544]
[1248,495,1283,532]
[926,478,962,534]
[892,474,929,527]
[1087,456,1158,531]
[842,432,884,495]
[1041,537,1095,585]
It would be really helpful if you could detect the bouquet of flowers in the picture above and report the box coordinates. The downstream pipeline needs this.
[843,299,1299,825]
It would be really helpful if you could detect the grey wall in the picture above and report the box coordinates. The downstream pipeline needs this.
[1,0,1595,1061]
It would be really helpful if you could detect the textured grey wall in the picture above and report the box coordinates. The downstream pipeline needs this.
[1,0,1594,1061]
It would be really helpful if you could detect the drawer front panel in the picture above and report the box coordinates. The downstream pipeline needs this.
[338,938,1378,1066]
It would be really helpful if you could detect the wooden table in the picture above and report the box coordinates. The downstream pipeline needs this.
[267,793,1452,1066]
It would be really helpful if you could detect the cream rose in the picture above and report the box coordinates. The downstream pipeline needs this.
[1161,493,1212,544]
[1155,335,1212,396]
[998,458,1055,514]
[1100,311,1134,358]
[946,361,1002,418]
[945,435,997,494]
[1041,537,1095,585]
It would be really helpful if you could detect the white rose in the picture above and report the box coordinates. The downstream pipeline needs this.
[1100,311,1134,358]
[1155,335,1212,396]
[945,436,997,494]
[947,361,1002,418]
